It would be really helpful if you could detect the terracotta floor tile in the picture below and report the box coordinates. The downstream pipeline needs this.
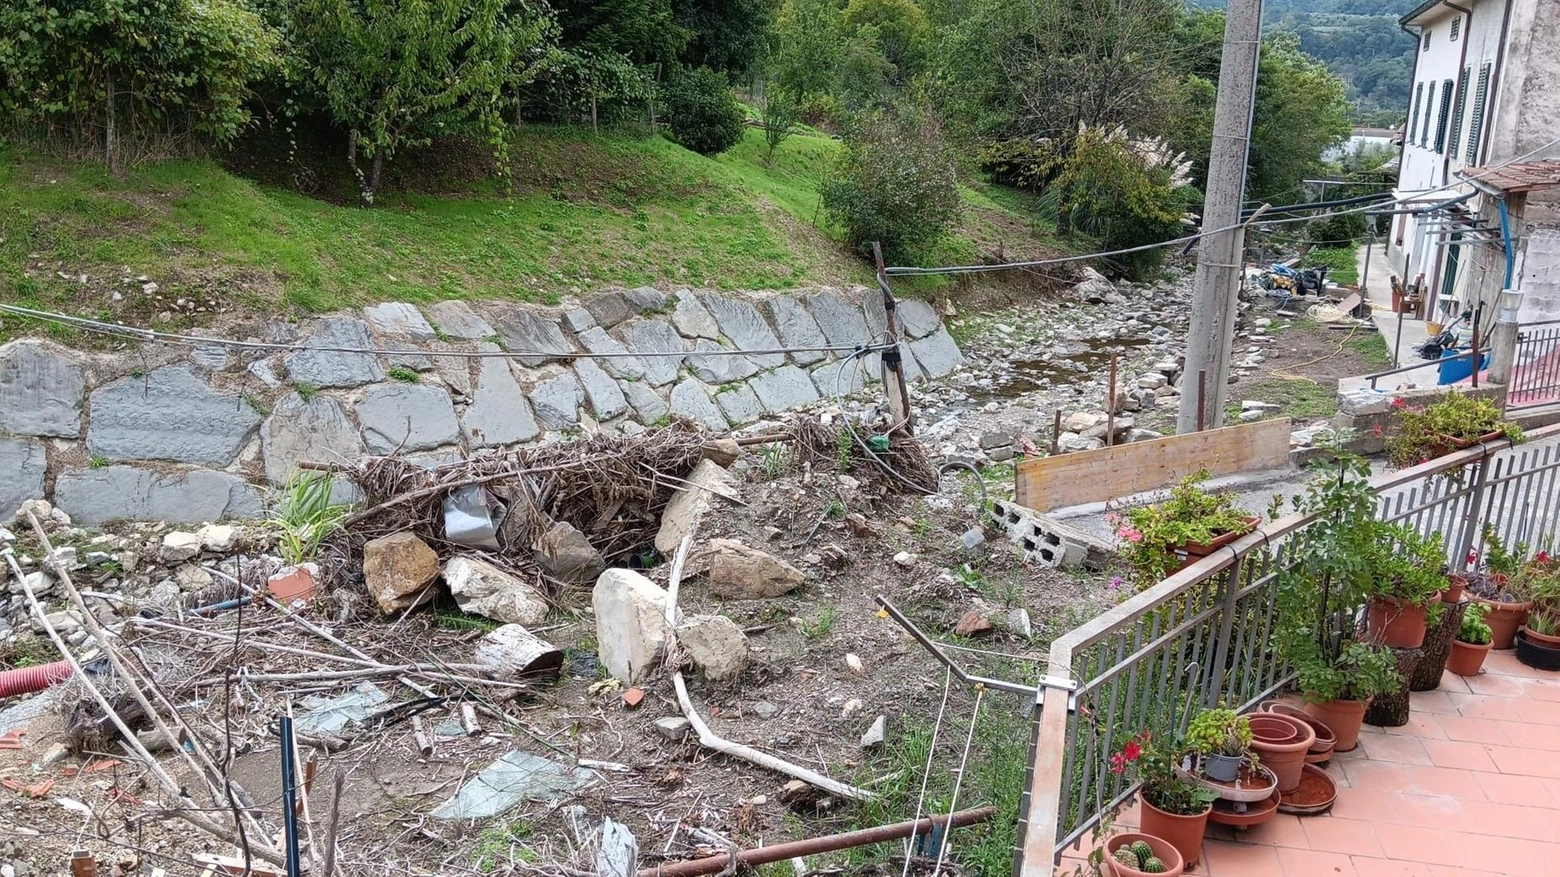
[1223,813,1309,849]
[1419,738,1500,772]
[1499,721,1560,752]
[1406,689,1460,715]
[1275,847,1358,875]
[1449,691,1529,721]
[1300,816,1386,857]
[1464,673,1531,698]
[1357,734,1432,765]
[1471,771,1560,808]
[1342,761,1485,799]
[1327,788,1465,829]
[1202,838,1282,876]
[1516,698,1560,726]
[1489,745,1560,779]
[1374,712,1449,740]
[1370,824,1464,866]
[1432,714,1511,745]
[1426,867,1509,877]
[1483,651,1549,679]
[1351,858,1433,877]
[1436,671,1472,693]
[1526,680,1560,703]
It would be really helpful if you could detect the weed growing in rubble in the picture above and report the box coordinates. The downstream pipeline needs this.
[761,443,787,477]
[0,635,49,670]
[89,454,109,469]
[388,365,420,383]
[836,428,854,473]
[800,606,837,639]
[824,499,846,518]
[471,819,536,872]
[269,473,349,565]
[293,382,319,402]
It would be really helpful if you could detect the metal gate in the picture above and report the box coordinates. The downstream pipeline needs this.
[1508,320,1560,410]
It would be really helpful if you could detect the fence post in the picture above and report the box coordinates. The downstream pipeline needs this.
[1454,458,1494,568]
[1016,673,1074,877]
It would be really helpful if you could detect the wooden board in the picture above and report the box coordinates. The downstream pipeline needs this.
[1015,418,1293,512]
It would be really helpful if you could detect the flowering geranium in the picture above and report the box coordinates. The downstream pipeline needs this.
[1107,730,1215,816]
[1110,470,1256,588]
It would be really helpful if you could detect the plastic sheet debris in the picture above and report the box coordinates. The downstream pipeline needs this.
[294,683,388,734]
[443,486,505,550]
[432,750,597,819]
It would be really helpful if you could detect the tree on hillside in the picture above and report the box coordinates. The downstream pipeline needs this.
[0,0,278,174]
[771,0,845,113]
[821,110,961,261]
[673,0,776,77]
[284,0,549,205]
[1055,125,1190,277]
[841,0,931,84]
[661,65,745,155]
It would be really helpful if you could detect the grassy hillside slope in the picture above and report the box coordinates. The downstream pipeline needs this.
[0,126,1066,342]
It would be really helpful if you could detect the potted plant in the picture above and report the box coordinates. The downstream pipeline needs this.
[1111,732,1216,868]
[1512,555,1560,668]
[1105,834,1183,877]
[1385,392,1524,470]
[1469,528,1533,649]
[1447,601,1494,676]
[1111,469,1259,586]
[1295,641,1402,752]
[1185,708,1252,782]
[1363,524,1447,648]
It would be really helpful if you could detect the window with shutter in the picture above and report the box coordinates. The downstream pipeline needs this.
[1411,82,1424,146]
[1450,66,1471,158]
[1423,31,1432,51]
[1435,78,1454,153]
[1423,82,1436,147]
[1451,18,1461,41]
[1467,63,1491,164]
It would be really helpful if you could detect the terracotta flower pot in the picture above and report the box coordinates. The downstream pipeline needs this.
[1303,698,1369,752]
[1137,797,1209,869]
[1367,594,1438,648]
[1440,576,1466,605]
[1259,701,1336,764]
[1447,638,1493,676]
[1521,626,1560,647]
[1105,831,1185,877]
[1181,516,1262,557]
[1246,713,1315,794]
[1472,596,1532,650]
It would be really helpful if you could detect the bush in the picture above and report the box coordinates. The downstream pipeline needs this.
[820,110,961,261]
[1307,211,1367,248]
[1054,126,1188,278]
[661,66,745,155]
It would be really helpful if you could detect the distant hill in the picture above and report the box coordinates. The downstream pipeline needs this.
[1191,0,1415,126]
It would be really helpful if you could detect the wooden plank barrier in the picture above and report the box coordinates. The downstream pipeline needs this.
[1015,418,1293,512]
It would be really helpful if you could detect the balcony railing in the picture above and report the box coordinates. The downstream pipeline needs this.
[1014,422,1560,876]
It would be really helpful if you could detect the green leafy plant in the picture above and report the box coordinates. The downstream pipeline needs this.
[800,606,837,639]
[89,455,109,469]
[662,66,746,156]
[1457,602,1492,646]
[1109,731,1216,816]
[1385,392,1525,470]
[1185,708,1252,759]
[1293,639,1402,704]
[388,365,420,383]
[268,473,350,566]
[820,109,961,261]
[761,92,798,165]
[1526,609,1560,637]
[294,382,319,402]
[1110,469,1255,586]
[1364,523,1447,614]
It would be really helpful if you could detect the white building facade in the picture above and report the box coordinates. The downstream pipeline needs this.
[1389,0,1560,324]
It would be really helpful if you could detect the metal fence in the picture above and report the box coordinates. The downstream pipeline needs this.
[1015,423,1560,876]
[1508,320,1560,411]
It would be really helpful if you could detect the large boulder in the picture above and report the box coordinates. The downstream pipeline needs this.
[703,539,804,598]
[364,532,440,613]
[592,569,671,684]
[446,556,550,625]
[676,615,749,683]
[534,521,605,586]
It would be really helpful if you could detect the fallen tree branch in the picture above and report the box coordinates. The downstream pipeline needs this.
[661,536,872,802]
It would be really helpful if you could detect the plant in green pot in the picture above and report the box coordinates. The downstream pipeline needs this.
[1185,708,1253,783]
[1447,601,1493,677]
[1111,732,1216,869]
[1111,469,1259,587]
[1363,524,1447,649]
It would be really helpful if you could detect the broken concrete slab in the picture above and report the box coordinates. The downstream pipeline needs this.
[425,300,495,340]
[363,532,440,613]
[0,340,85,438]
[355,383,461,453]
[676,615,749,683]
[88,366,261,466]
[593,568,671,683]
[703,539,805,598]
[989,499,1113,569]
[446,556,550,625]
[287,317,385,388]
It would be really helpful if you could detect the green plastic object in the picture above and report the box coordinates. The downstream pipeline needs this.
[868,435,891,452]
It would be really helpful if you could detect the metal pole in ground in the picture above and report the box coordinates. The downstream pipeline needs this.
[873,241,915,435]
[1106,353,1118,447]
[1178,0,1263,434]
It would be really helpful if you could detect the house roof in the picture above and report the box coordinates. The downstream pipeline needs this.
[1401,0,1455,27]
[1461,160,1560,194]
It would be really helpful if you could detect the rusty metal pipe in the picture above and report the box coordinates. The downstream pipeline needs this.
[636,807,997,877]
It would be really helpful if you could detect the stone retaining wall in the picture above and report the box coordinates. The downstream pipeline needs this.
[0,287,963,524]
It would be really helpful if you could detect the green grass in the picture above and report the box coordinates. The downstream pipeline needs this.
[1308,246,1360,286]
[1,124,1067,341]
[1231,377,1339,421]
[800,605,838,639]
[1346,327,1391,366]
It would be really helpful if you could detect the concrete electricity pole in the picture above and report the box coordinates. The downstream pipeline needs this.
[1178,0,1263,433]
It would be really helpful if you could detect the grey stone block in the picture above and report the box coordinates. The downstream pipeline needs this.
[670,292,721,339]
[261,393,365,484]
[426,301,495,340]
[747,365,821,412]
[612,320,686,386]
[622,381,669,424]
[88,366,261,466]
[583,292,634,328]
[668,380,729,431]
[0,438,46,519]
[803,289,872,349]
[462,351,540,447]
[698,294,784,368]
[909,327,964,378]
[490,305,574,366]
[355,383,460,453]
[762,296,829,366]
[427,342,475,397]
[562,308,596,333]
[811,358,868,397]
[0,340,84,437]
[575,358,628,420]
[577,327,647,381]
[287,317,385,388]
[624,286,669,313]
[714,384,763,426]
[530,372,582,429]
[54,466,264,526]
[189,345,231,372]
[363,302,436,340]
[687,338,759,384]
[896,298,941,339]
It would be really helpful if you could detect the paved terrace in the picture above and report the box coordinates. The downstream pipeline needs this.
[1061,651,1560,876]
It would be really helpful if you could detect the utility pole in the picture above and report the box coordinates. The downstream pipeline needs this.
[1178,0,1263,434]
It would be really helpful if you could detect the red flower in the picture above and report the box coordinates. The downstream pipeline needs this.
[1466,550,1479,565]
[1391,397,1407,408]
[1538,551,1552,564]
[1123,739,1143,761]
[1109,752,1126,774]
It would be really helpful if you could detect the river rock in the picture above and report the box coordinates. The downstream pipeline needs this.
[0,340,85,437]
[287,317,385,388]
[704,539,805,598]
[363,532,440,613]
[88,366,260,465]
[355,383,460,453]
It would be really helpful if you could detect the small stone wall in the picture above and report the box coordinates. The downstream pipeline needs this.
[1332,384,1508,455]
[0,287,963,524]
